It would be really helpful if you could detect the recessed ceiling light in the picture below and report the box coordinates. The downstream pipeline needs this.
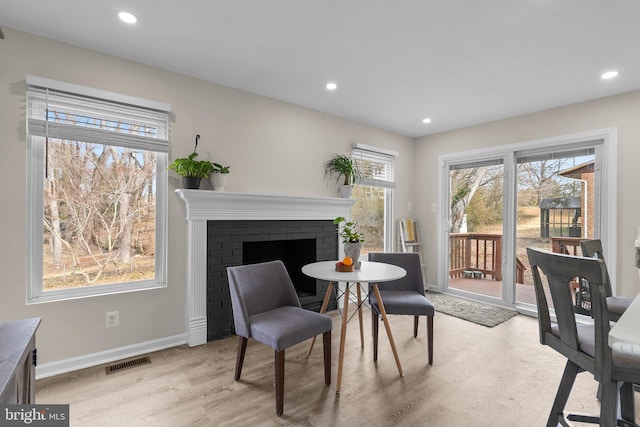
[118,11,138,24]
[326,82,337,91]
[422,117,432,124]
[601,70,619,80]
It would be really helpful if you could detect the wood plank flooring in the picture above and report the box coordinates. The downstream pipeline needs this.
[36,311,638,426]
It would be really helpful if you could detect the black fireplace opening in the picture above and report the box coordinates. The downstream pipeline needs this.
[243,238,317,297]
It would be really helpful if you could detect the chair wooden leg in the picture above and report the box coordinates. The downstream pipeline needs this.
[427,315,434,365]
[275,350,285,417]
[414,316,419,338]
[323,330,331,385]
[372,311,379,362]
[547,360,579,427]
[235,336,248,381]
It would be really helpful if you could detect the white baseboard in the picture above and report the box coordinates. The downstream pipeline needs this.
[36,333,187,380]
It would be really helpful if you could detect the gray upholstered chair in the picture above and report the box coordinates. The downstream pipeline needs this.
[580,239,633,321]
[367,252,434,365]
[526,247,640,427]
[227,260,332,417]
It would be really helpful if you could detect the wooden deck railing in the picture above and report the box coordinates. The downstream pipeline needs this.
[449,233,503,280]
[551,237,582,255]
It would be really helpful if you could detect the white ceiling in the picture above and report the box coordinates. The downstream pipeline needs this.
[2,1,640,137]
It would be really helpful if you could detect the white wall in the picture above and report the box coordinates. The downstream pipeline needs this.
[0,28,415,365]
[415,90,640,297]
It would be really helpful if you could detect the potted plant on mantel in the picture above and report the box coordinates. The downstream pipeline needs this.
[334,216,365,269]
[324,154,363,198]
[168,135,214,189]
[210,162,231,191]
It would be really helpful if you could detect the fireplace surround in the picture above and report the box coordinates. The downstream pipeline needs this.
[175,190,354,346]
[207,219,338,341]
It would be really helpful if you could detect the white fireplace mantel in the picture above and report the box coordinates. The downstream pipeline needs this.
[175,189,354,346]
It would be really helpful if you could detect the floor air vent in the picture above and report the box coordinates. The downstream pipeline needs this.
[105,356,151,375]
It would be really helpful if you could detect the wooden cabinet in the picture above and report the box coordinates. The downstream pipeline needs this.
[0,317,41,404]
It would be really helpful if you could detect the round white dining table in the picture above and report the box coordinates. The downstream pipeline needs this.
[302,260,406,393]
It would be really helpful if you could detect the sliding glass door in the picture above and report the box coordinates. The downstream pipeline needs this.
[438,132,610,310]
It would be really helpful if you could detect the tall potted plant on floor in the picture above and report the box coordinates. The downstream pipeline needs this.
[334,216,365,269]
[324,154,363,198]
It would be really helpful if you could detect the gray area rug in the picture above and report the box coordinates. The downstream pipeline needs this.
[425,292,518,327]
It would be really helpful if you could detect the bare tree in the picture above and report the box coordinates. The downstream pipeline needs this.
[449,168,488,232]
[44,176,63,267]
[43,136,155,287]
[517,160,566,204]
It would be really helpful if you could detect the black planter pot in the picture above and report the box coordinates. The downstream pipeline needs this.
[182,176,202,189]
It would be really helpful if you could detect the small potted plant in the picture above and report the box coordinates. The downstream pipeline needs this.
[334,216,365,269]
[168,135,214,189]
[210,162,231,191]
[324,154,363,198]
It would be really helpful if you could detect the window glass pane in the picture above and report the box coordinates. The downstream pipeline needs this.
[515,152,597,307]
[351,185,386,254]
[42,138,157,290]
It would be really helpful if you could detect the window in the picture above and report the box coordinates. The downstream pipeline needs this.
[351,143,397,254]
[26,76,170,303]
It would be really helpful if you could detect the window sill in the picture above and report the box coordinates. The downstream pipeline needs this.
[27,280,167,304]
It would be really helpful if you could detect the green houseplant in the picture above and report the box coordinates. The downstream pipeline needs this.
[334,216,364,269]
[168,135,214,189]
[324,154,363,198]
[212,163,230,174]
[210,162,231,191]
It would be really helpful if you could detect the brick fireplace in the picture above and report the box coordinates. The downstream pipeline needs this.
[207,220,338,341]
[175,190,354,346]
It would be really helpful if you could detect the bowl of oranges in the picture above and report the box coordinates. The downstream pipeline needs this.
[335,256,354,272]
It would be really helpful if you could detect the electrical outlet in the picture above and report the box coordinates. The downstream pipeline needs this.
[105,311,119,328]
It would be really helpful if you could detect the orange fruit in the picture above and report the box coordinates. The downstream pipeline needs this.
[342,256,353,266]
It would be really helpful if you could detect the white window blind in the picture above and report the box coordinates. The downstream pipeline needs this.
[449,158,504,170]
[352,143,397,189]
[26,76,169,153]
[516,146,597,164]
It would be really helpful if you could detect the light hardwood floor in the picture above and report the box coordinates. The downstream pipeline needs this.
[36,311,638,426]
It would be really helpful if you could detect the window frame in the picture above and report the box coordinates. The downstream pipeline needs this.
[352,143,397,252]
[25,76,170,303]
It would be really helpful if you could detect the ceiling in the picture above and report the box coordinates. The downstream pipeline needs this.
[2,1,640,138]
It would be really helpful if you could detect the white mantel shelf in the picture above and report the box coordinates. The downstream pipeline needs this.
[174,189,354,346]
[175,189,354,221]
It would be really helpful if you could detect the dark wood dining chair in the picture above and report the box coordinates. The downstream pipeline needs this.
[526,247,640,427]
[367,252,435,365]
[227,260,332,416]
[580,239,633,321]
